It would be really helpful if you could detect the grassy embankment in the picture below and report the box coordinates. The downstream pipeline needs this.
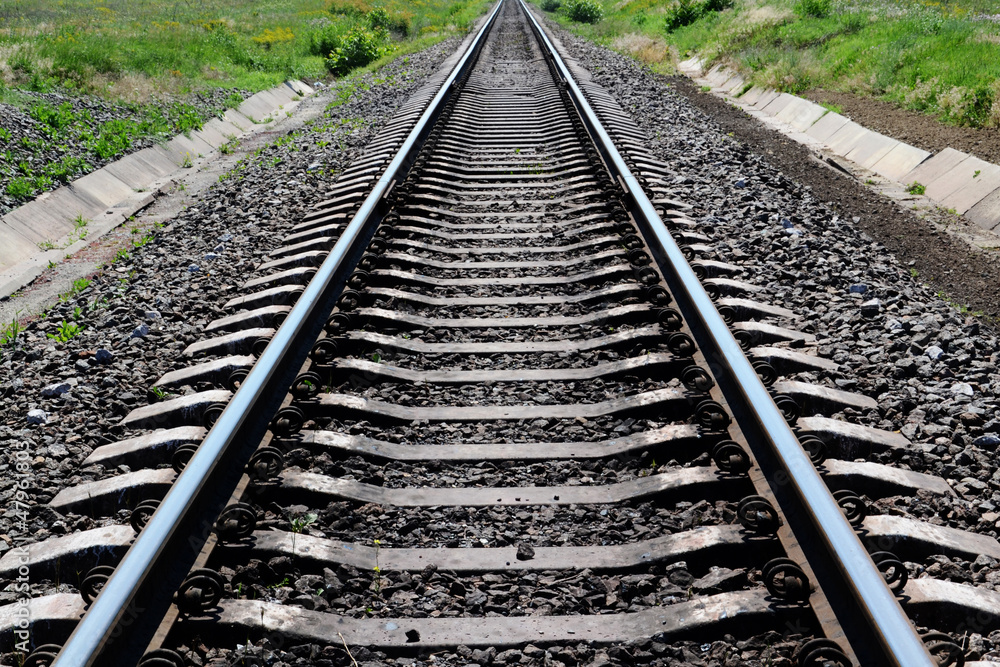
[537,0,1000,128]
[0,0,489,201]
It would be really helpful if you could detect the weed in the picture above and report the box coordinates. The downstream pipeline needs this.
[47,320,83,343]
[974,169,981,178]
[0,315,23,347]
[372,538,383,594]
[181,152,193,168]
[541,0,561,10]
[149,386,169,401]
[564,0,603,23]
[219,136,240,155]
[133,233,155,249]
[700,85,711,92]
[47,260,57,270]
[38,240,56,250]
[909,267,919,278]
[290,512,317,533]
[907,182,927,195]
[325,24,391,76]
[794,0,831,19]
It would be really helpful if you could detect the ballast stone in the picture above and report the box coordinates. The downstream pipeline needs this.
[41,382,71,398]
[860,299,881,317]
[27,409,48,424]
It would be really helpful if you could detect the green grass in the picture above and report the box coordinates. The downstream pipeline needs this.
[534,0,1000,127]
[0,0,490,205]
[0,0,489,101]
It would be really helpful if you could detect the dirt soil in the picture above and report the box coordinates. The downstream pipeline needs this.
[804,89,1000,166]
[670,77,1000,323]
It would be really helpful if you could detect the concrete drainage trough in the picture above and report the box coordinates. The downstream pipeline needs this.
[680,58,1000,234]
[0,79,315,296]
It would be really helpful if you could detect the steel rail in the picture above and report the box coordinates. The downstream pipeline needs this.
[50,3,504,664]
[517,2,934,666]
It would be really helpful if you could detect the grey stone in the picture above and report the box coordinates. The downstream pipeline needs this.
[27,409,48,424]
[973,435,1000,450]
[860,299,881,316]
[41,382,71,397]
[95,348,114,364]
[925,345,944,360]
[952,382,975,396]
[131,324,150,339]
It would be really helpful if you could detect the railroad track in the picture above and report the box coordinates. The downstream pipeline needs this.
[3,1,999,665]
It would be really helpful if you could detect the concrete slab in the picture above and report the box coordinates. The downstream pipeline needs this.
[0,221,44,269]
[164,134,214,165]
[759,92,797,117]
[725,77,748,96]
[224,108,254,131]
[3,188,103,245]
[266,84,296,105]
[739,86,767,105]
[753,89,780,110]
[824,121,868,155]
[253,89,288,113]
[97,155,154,190]
[901,147,971,190]
[966,189,1000,231]
[715,73,741,92]
[285,79,314,96]
[194,121,229,149]
[937,159,1000,214]
[101,152,167,190]
[238,94,278,123]
[146,142,188,168]
[70,168,135,208]
[704,65,727,86]
[774,99,826,132]
[678,58,704,75]
[845,132,899,170]
[805,111,849,143]
[869,143,931,181]
[132,146,180,175]
[204,117,242,140]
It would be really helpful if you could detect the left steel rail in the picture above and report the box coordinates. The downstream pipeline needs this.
[50,3,504,664]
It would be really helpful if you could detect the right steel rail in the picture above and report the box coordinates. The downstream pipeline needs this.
[518,2,934,666]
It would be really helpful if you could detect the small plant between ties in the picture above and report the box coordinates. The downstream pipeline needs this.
[373,538,383,595]
[47,320,82,343]
[289,511,317,556]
